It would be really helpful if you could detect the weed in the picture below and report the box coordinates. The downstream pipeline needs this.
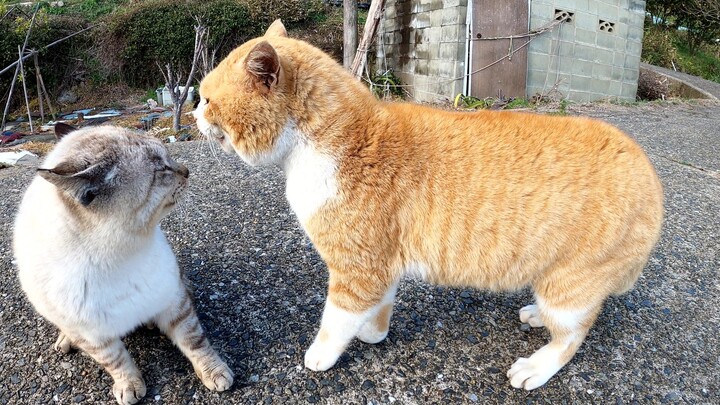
[369,70,405,99]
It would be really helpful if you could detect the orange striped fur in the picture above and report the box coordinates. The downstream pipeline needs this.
[195,20,664,390]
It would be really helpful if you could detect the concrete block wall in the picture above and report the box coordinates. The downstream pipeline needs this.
[377,0,468,102]
[527,0,646,102]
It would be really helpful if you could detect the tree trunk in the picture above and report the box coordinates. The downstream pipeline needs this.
[343,0,358,68]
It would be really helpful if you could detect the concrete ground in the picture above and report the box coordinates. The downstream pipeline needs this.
[0,101,718,404]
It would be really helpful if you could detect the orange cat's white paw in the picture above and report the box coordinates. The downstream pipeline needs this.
[304,341,342,371]
[198,361,234,392]
[357,324,388,344]
[519,305,544,328]
[112,375,146,405]
[507,355,560,390]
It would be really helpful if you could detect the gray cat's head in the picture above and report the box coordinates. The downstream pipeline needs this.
[38,124,188,232]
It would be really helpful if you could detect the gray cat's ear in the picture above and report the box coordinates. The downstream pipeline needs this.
[54,122,77,139]
[38,162,115,206]
[244,41,280,92]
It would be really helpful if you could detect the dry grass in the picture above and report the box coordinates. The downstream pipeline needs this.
[11,141,56,157]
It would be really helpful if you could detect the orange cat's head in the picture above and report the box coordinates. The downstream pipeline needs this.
[193,20,297,166]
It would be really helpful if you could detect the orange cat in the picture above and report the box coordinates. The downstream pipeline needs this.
[194,20,664,390]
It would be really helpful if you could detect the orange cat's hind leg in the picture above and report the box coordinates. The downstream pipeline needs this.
[304,275,398,371]
[518,305,544,328]
[508,260,612,390]
[508,297,602,390]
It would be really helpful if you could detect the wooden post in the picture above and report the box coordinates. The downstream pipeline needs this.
[37,65,57,121]
[350,0,386,79]
[343,0,358,68]
[33,53,44,123]
[19,46,34,133]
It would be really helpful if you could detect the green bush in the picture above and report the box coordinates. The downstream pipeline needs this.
[0,5,90,105]
[96,0,258,87]
[243,0,326,27]
[642,25,678,67]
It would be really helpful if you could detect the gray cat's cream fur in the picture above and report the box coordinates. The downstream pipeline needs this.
[14,125,233,405]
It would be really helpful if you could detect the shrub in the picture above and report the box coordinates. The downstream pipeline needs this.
[0,5,90,107]
[642,25,678,67]
[243,0,326,28]
[96,0,258,87]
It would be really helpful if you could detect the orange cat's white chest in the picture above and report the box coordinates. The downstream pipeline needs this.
[283,142,338,227]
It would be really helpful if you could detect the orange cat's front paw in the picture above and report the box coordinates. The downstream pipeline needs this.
[304,341,342,371]
[507,355,560,390]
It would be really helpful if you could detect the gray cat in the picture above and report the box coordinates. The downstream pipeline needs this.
[14,124,233,405]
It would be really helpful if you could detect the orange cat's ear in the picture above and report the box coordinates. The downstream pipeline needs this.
[265,19,287,37]
[245,41,280,93]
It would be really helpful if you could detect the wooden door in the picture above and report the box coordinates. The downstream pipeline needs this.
[470,0,529,98]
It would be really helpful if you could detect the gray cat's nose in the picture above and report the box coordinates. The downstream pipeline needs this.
[177,164,189,178]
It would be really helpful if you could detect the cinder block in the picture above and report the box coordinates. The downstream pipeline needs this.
[628,26,644,42]
[414,42,430,59]
[415,27,430,44]
[429,43,440,59]
[625,40,642,57]
[414,12,432,29]
[624,67,639,82]
[624,54,641,69]
[574,11,597,31]
[568,91,597,102]
[443,0,466,7]
[415,59,429,75]
[595,48,614,64]
[428,26,443,43]
[614,22,629,39]
[442,6,465,26]
[592,63,613,80]
[440,42,459,59]
[437,60,456,78]
[528,53,552,72]
[430,9,444,27]
[621,82,638,99]
[557,41,576,57]
[590,77,611,94]
[441,24,464,42]
[614,37,627,53]
[572,75,594,91]
[528,69,550,89]
[608,80,622,97]
[530,3,553,20]
[559,25,576,42]
[571,59,594,76]
[612,52,625,67]
[575,28,598,45]
[574,44,597,61]
[597,3,619,20]
[612,66,624,81]
[529,36,553,54]
[596,33,615,49]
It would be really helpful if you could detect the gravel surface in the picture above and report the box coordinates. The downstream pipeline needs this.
[1,101,718,404]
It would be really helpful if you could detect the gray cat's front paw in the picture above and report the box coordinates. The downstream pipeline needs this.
[112,375,146,405]
[53,333,72,354]
[198,361,234,392]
